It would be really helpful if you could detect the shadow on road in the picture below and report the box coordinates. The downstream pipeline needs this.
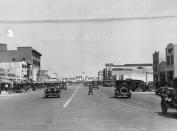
[156,111,177,119]
[42,97,61,99]
[109,96,130,99]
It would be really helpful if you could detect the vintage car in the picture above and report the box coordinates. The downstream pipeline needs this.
[44,85,61,98]
[128,79,149,92]
[114,80,132,98]
[160,86,177,114]
[60,82,67,90]
[91,81,99,89]
[102,80,115,87]
[155,86,168,96]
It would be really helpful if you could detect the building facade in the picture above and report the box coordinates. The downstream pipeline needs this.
[38,70,49,83]
[103,63,153,83]
[98,71,103,82]
[0,61,27,83]
[0,68,16,84]
[0,44,42,82]
[153,43,177,87]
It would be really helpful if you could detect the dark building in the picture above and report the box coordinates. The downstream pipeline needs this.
[152,43,177,88]
[0,44,42,82]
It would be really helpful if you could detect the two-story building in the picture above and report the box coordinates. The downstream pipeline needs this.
[0,44,42,82]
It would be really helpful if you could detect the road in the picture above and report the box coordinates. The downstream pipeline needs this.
[0,83,177,131]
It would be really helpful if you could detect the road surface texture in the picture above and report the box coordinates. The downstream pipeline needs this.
[0,83,177,131]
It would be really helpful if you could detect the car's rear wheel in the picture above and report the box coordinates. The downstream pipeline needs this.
[161,99,168,114]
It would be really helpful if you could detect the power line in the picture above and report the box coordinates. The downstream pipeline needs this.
[0,15,177,24]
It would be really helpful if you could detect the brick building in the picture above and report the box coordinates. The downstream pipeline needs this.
[0,44,42,82]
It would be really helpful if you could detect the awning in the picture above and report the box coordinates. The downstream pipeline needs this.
[0,79,13,84]
[21,79,31,84]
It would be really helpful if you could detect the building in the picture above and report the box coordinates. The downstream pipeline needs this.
[103,63,153,83]
[98,71,103,82]
[38,70,49,83]
[0,61,27,83]
[153,43,177,87]
[153,51,167,87]
[48,72,60,82]
[76,76,83,82]
[0,67,16,84]
[0,44,42,82]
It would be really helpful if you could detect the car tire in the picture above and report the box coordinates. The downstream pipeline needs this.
[161,99,168,114]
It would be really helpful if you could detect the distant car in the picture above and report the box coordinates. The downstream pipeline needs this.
[155,86,173,96]
[91,81,99,89]
[44,86,61,98]
[13,84,25,93]
[61,82,67,90]
[102,80,115,87]
[114,80,132,98]
[160,87,177,114]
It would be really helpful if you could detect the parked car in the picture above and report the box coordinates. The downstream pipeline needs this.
[91,81,99,89]
[13,83,25,93]
[160,87,177,114]
[114,80,132,98]
[44,85,61,98]
[60,82,67,90]
[102,80,115,87]
[155,86,173,96]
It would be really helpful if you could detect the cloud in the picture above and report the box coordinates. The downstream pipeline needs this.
[6,29,14,38]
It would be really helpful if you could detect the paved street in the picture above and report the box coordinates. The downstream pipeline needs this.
[0,84,177,131]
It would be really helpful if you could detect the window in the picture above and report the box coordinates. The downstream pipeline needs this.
[167,56,170,66]
[168,48,173,54]
[12,58,15,61]
[171,55,174,65]
[22,58,25,61]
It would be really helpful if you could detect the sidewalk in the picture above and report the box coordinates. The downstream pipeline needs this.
[132,91,155,95]
[0,91,20,97]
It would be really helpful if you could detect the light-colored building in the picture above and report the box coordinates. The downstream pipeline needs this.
[98,71,103,82]
[153,43,177,87]
[0,61,27,83]
[0,68,16,84]
[38,70,49,83]
[103,63,153,83]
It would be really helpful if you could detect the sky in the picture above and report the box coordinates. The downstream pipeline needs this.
[0,0,177,77]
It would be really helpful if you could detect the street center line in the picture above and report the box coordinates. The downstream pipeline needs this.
[63,86,80,108]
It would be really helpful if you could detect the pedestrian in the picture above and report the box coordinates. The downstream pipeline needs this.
[0,84,1,94]
[88,83,93,95]
[5,83,8,92]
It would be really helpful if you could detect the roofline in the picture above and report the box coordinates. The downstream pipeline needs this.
[112,64,152,67]
[32,48,42,56]
[17,46,42,56]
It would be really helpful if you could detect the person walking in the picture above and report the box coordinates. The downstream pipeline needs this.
[88,83,93,95]
[5,83,8,92]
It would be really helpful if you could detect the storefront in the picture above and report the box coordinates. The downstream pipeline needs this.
[0,70,16,90]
